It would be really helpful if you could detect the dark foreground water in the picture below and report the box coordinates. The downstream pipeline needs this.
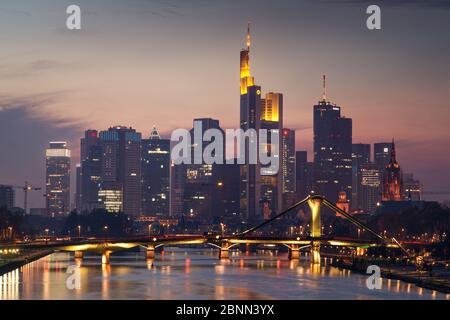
[1,248,449,300]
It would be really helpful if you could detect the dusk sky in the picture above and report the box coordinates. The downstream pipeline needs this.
[1,0,450,208]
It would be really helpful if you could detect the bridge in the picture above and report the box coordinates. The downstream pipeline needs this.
[4,195,406,264]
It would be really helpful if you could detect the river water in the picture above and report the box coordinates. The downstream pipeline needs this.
[1,248,449,300]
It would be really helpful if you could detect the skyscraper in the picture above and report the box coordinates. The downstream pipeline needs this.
[141,127,170,216]
[239,25,261,220]
[46,142,71,217]
[295,151,313,200]
[0,185,15,209]
[80,130,102,212]
[99,126,142,215]
[313,76,352,204]
[382,139,403,201]
[260,93,283,216]
[359,163,381,213]
[374,142,393,173]
[281,128,295,194]
[239,25,283,220]
[351,143,371,210]
[183,118,227,220]
[75,164,82,212]
[281,128,295,209]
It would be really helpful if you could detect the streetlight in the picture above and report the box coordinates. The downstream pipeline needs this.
[77,225,81,238]
[148,224,151,237]
[45,228,49,244]
[104,225,108,239]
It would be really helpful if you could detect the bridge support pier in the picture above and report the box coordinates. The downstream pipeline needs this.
[146,246,155,259]
[311,241,321,264]
[102,250,112,264]
[219,248,229,259]
[219,242,231,259]
[74,251,84,259]
[288,245,300,260]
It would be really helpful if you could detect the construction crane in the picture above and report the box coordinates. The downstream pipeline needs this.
[11,181,42,214]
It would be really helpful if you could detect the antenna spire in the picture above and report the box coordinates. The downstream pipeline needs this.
[246,22,251,50]
[322,74,327,101]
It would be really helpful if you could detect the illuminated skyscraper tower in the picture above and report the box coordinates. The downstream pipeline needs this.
[239,24,283,220]
[240,24,261,220]
[46,142,71,217]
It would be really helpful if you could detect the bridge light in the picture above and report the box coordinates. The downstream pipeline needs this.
[296,237,300,241]
[215,235,220,240]
[152,237,157,242]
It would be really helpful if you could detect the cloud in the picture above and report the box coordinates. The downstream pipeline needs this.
[0,95,85,208]
[0,58,74,79]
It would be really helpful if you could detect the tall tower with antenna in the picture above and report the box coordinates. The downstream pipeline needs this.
[313,76,353,204]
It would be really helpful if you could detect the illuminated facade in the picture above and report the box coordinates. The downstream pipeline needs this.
[239,25,283,220]
[99,126,142,215]
[98,182,123,213]
[46,142,71,217]
[359,163,381,213]
[240,24,262,220]
[382,139,403,201]
[141,127,170,216]
[313,76,352,204]
[351,143,370,210]
[281,128,296,208]
[336,191,350,217]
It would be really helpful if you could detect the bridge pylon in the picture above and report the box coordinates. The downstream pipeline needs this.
[308,196,322,264]
[102,250,112,264]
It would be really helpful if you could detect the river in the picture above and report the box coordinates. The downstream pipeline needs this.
[1,248,448,300]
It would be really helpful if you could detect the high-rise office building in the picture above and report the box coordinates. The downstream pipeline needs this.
[239,25,283,220]
[295,151,313,200]
[46,142,71,217]
[281,128,295,209]
[141,127,170,216]
[0,185,15,209]
[182,118,227,220]
[374,142,393,173]
[98,182,123,213]
[351,143,371,210]
[75,164,82,212]
[79,130,102,212]
[99,126,142,215]
[260,93,283,216]
[240,25,261,220]
[382,140,403,201]
[313,76,352,204]
[281,128,296,194]
[359,163,381,213]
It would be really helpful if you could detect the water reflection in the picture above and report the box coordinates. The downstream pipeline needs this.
[0,249,448,300]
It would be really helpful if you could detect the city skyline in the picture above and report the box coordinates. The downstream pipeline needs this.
[1,0,450,208]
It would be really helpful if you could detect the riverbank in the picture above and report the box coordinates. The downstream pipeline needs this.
[330,256,450,294]
[0,250,53,276]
